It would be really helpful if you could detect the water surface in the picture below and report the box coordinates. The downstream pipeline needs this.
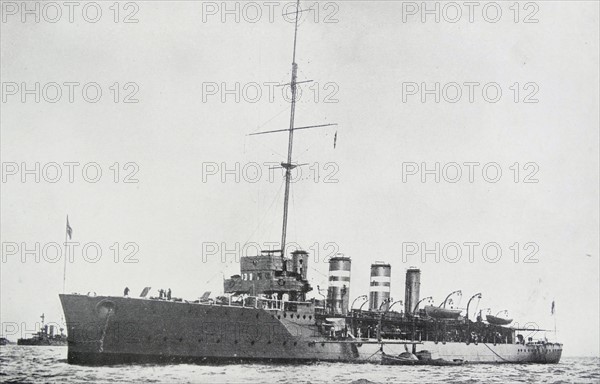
[1,346,598,383]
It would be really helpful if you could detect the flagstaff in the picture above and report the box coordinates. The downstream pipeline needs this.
[63,215,72,294]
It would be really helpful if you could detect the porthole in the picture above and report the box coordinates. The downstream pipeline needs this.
[217,339,221,343]
[163,337,167,342]
[309,316,312,320]
[303,315,306,319]
[198,339,202,343]
[234,340,238,344]
[251,341,255,345]
[321,343,325,347]
[284,313,287,318]
[179,338,183,342]
[278,315,281,319]
[256,314,259,319]
[294,342,297,346]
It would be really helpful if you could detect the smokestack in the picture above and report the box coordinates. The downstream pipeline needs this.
[369,262,391,311]
[327,256,351,315]
[405,267,421,315]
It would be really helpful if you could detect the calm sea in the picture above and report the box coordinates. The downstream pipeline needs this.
[0,346,598,384]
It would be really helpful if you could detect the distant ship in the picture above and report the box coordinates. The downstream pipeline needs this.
[59,0,562,365]
[17,314,67,346]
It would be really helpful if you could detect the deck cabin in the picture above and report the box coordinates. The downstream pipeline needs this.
[224,250,312,302]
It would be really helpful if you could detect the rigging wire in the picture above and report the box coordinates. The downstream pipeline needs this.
[309,266,328,279]
[290,178,298,246]
[249,105,290,135]
[241,178,285,249]
[245,132,287,161]
[245,105,292,160]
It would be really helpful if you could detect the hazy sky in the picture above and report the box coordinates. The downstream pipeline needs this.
[1,1,598,356]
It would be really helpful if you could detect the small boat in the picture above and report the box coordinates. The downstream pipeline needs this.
[382,353,420,365]
[382,352,465,366]
[486,315,513,325]
[429,358,465,366]
[424,305,462,319]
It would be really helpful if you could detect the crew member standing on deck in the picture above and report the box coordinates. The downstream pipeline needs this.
[167,288,172,300]
[124,287,130,296]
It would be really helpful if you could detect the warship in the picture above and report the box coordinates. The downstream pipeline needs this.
[59,0,562,365]
[17,314,67,346]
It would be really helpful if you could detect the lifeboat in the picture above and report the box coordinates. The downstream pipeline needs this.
[486,315,513,325]
[381,352,464,366]
[424,305,461,319]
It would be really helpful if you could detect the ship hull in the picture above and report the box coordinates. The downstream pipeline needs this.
[60,294,562,365]
[17,339,67,346]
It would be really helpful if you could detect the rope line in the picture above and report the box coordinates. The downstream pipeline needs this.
[482,342,514,363]
[365,345,383,360]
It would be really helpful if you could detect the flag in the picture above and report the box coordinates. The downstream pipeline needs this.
[551,300,555,315]
[66,216,73,240]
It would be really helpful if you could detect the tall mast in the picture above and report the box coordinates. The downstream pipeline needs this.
[247,0,336,254]
[280,0,301,256]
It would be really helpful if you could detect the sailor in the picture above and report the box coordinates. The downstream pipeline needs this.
[167,288,172,300]
[159,289,164,299]
[124,287,130,297]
